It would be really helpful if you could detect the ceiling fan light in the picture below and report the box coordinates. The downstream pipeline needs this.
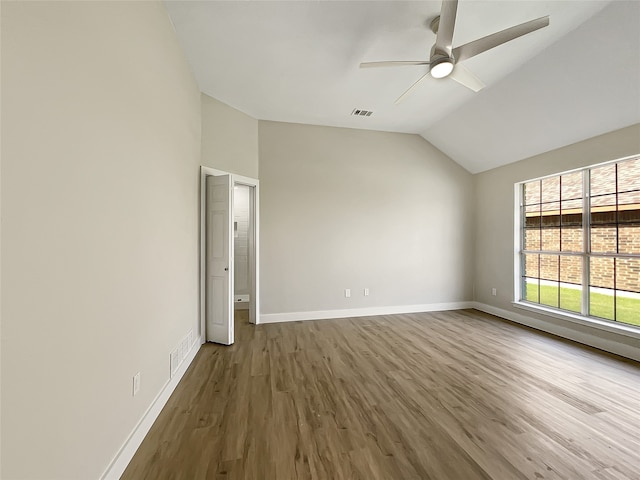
[430,59,454,78]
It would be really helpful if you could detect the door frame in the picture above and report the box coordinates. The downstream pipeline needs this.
[199,166,260,344]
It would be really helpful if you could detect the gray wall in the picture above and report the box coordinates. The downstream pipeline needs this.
[474,124,640,359]
[201,93,259,178]
[259,121,474,315]
[1,2,201,478]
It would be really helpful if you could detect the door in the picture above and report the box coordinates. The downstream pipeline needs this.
[206,174,233,344]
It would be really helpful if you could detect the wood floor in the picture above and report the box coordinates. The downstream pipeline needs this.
[122,309,640,480]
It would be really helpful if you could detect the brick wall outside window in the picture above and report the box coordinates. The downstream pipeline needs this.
[521,156,640,309]
[524,222,640,292]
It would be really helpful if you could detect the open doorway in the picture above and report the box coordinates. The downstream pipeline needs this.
[232,185,251,323]
[232,183,258,325]
[200,167,259,346]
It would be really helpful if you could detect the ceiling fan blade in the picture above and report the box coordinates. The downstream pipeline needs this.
[448,64,485,92]
[453,16,549,62]
[360,61,430,68]
[434,0,459,55]
[394,70,431,104]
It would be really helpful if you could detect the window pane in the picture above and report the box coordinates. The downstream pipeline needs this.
[560,198,582,252]
[541,176,560,202]
[525,204,540,215]
[589,257,615,320]
[618,225,640,254]
[540,254,559,309]
[618,205,640,225]
[538,254,560,307]
[590,256,615,320]
[590,287,615,321]
[559,256,582,313]
[618,191,640,212]
[591,226,617,254]
[561,198,582,213]
[561,171,583,201]
[560,285,582,313]
[540,200,560,251]
[541,201,560,216]
[561,226,582,252]
[523,253,539,278]
[540,254,559,282]
[591,163,616,196]
[524,278,539,303]
[524,209,541,227]
[524,228,540,250]
[616,257,640,326]
[541,283,559,308]
[541,227,560,251]
[591,193,617,210]
[591,191,617,253]
[559,255,582,285]
[524,180,541,206]
[616,257,640,294]
[617,158,640,193]
[591,211,617,229]
[590,256,615,289]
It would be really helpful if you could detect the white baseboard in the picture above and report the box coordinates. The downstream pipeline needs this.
[259,301,474,324]
[472,302,640,362]
[100,338,203,480]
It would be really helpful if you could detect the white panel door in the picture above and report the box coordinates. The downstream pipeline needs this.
[206,175,233,345]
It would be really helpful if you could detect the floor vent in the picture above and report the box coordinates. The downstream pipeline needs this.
[351,108,373,117]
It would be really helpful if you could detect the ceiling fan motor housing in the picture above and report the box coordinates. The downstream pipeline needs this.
[430,54,455,78]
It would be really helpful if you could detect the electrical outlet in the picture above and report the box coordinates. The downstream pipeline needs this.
[133,372,141,396]
[364,288,370,296]
[345,288,351,298]
[170,348,179,377]
[492,288,497,296]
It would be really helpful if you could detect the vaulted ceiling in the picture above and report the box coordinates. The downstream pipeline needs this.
[165,1,640,173]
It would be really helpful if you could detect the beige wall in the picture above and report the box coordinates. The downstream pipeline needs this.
[0,0,636,476]
[474,124,640,358]
[259,121,474,315]
[1,2,201,478]
[201,93,259,178]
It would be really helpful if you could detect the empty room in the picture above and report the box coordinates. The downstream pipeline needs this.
[1,1,640,479]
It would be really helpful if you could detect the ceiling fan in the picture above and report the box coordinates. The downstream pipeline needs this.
[360,0,549,103]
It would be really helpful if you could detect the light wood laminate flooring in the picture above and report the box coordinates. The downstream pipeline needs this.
[122,309,640,480]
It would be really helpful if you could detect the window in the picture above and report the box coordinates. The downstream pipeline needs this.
[518,156,640,328]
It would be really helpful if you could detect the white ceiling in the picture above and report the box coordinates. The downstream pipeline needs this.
[165,0,640,173]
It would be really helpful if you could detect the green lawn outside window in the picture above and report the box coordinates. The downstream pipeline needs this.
[525,283,640,326]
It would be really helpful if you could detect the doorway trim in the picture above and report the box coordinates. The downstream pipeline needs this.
[199,166,260,344]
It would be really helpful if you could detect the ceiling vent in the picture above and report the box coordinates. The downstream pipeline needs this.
[351,108,373,117]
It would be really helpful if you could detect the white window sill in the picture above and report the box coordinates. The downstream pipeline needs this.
[512,301,640,340]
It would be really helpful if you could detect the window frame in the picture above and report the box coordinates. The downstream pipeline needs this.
[513,154,640,338]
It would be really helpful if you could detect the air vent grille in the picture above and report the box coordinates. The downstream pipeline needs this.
[351,108,373,117]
